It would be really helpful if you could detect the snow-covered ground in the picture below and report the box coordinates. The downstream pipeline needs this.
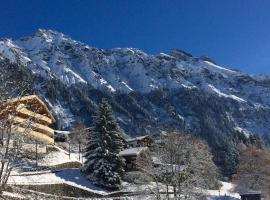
[8,168,108,195]
[2,191,26,199]
[7,146,108,198]
[8,147,240,200]
[8,171,241,199]
[7,145,241,199]
[122,181,240,200]
[206,182,240,199]
[40,146,82,166]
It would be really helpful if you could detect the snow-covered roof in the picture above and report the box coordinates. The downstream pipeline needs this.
[54,130,71,135]
[119,147,148,157]
[126,135,150,142]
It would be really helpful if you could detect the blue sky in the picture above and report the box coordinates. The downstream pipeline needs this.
[1,0,270,74]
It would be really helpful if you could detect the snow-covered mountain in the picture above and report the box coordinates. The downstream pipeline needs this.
[1,29,270,173]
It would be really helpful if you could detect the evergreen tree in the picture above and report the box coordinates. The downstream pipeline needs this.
[82,99,125,189]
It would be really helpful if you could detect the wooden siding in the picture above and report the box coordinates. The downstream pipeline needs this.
[12,126,54,144]
[12,116,54,137]
[5,95,56,123]
[17,105,53,125]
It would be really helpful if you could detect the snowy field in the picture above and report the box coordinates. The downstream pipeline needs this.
[9,147,107,196]
[8,169,240,199]
[205,182,240,199]
[6,146,241,199]
[40,146,82,166]
[9,168,107,195]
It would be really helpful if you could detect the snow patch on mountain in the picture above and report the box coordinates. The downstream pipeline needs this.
[0,39,31,65]
[45,99,75,129]
[208,84,246,103]
[204,61,237,74]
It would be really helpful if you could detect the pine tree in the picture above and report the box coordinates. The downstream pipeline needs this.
[82,99,125,189]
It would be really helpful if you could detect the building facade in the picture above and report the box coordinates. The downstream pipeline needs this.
[0,95,55,144]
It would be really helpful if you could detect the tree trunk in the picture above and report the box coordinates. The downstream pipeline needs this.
[69,142,71,160]
[173,185,177,199]
[79,142,81,161]
[35,142,38,167]
[166,184,169,200]
[5,127,11,158]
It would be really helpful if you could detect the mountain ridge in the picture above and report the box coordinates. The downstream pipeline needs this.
[0,29,269,133]
[1,29,270,174]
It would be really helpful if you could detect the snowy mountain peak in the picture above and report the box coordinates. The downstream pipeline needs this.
[0,29,269,137]
[32,29,72,44]
[35,28,64,37]
[0,29,262,94]
[17,29,77,50]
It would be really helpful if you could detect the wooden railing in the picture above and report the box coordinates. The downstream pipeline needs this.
[11,126,54,144]
[17,105,53,125]
[12,116,54,137]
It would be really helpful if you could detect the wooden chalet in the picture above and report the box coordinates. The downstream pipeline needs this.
[126,135,153,147]
[0,95,55,144]
[119,147,149,170]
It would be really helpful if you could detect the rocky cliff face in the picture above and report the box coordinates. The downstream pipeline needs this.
[1,29,270,174]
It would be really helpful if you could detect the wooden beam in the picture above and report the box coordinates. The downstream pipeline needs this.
[17,105,53,125]
[12,126,54,144]
[12,116,54,137]
[5,95,56,123]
